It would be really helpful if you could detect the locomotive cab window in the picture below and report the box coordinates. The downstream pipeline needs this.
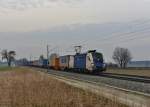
[92,53,103,62]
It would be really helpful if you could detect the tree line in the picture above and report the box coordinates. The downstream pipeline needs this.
[0,47,132,69]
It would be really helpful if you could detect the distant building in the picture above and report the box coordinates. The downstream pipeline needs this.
[127,61,150,68]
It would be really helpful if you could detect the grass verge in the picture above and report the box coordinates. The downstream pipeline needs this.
[0,66,16,71]
[0,67,128,107]
[107,68,150,77]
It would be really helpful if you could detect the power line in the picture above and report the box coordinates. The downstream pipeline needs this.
[128,19,150,27]
[96,26,150,42]
[97,34,150,46]
[47,45,50,71]
[115,35,150,45]
[58,20,150,53]
[64,29,150,53]
[72,22,150,47]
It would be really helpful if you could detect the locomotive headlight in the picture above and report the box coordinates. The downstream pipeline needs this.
[103,63,106,68]
[91,63,94,67]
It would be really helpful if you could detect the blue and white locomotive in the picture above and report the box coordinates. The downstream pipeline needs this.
[59,50,106,73]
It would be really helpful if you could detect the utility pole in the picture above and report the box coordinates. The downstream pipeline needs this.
[30,54,32,62]
[47,45,50,72]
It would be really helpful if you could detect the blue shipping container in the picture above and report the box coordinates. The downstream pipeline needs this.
[60,56,68,64]
[74,54,86,69]
[42,59,48,66]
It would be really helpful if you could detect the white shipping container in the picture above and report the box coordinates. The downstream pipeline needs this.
[59,55,74,70]
[69,55,74,69]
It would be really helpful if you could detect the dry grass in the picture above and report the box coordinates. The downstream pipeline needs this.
[0,67,127,107]
[0,66,16,72]
[107,68,150,77]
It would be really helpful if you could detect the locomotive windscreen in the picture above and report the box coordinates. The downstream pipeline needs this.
[92,52,103,62]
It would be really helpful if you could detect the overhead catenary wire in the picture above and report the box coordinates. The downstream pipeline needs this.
[95,25,150,42]
[95,29,150,45]
[50,20,150,54]
[98,35,150,46]
[68,21,150,48]
[80,22,150,47]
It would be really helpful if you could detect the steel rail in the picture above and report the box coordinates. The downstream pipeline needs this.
[47,70,150,97]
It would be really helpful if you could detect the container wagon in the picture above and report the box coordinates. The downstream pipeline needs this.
[39,59,48,68]
[49,53,60,70]
[32,60,39,67]
[59,55,74,70]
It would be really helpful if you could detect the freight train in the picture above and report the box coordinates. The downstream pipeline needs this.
[26,50,106,73]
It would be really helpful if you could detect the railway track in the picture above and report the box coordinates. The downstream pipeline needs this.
[44,72,150,107]
[103,72,150,79]
[100,73,150,83]
[29,67,150,94]
[29,66,150,83]
[49,69,150,83]
[28,67,150,107]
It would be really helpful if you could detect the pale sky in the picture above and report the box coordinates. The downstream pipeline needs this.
[0,0,150,62]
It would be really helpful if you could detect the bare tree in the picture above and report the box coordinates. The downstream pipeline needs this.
[1,50,16,67]
[112,47,132,68]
